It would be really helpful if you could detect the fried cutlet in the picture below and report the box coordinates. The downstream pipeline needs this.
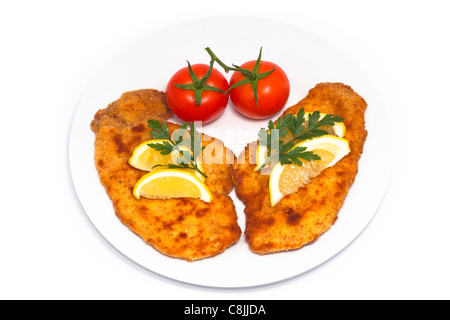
[91,89,241,261]
[91,89,172,133]
[232,83,367,254]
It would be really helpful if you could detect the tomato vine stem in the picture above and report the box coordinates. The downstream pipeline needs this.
[205,47,275,107]
[174,57,226,106]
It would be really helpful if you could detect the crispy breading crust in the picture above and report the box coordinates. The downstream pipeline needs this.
[232,83,367,254]
[92,89,241,261]
[91,89,172,133]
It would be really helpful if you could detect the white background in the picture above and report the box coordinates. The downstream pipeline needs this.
[1,0,449,299]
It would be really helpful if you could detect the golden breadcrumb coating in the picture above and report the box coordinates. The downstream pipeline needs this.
[92,89,241,261]
[232,83,367,254]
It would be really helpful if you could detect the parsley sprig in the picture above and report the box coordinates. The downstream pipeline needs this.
[257,108,344,170]
[147,120,207,179]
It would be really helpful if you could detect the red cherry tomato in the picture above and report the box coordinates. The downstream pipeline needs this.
[229,60,290,119]
[166,63,229,124]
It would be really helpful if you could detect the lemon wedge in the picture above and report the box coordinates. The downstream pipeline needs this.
[255,112,346,172]
[269,135,350,206]
[128,139,205,181]
[255,144,268,171]
[133,168,213,202]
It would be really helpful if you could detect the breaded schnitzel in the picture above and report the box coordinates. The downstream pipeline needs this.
[91,89,173,133]
[91,89,241,261]
[232,83,367,254]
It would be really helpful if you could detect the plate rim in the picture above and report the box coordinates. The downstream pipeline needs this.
[68,15,394,288]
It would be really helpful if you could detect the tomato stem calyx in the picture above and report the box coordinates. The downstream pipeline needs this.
[174,59,226,106]
[205,46,275,107]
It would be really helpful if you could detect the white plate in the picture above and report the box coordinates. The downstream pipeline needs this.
[69,16,392,288]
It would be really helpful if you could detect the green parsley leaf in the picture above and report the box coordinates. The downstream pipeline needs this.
[147,119,171,140]
[146,120,207,179]
[147,140,174,155]
[257,108,344,170]
[279,146,321,166]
